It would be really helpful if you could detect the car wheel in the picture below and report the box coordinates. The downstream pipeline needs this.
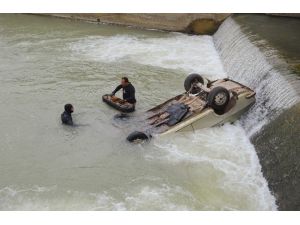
[184,73,204,93]
[127,131,149,143]
[207,86,230,111]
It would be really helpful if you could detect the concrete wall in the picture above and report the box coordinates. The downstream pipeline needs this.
[252,103,300,210]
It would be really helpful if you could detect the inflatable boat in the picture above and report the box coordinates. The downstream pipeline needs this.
[126,74,256,142]
[102,94,135,113]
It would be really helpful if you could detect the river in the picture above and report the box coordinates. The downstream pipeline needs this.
[0,14,277,210]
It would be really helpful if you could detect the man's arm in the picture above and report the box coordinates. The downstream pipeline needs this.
[111,85,122,95]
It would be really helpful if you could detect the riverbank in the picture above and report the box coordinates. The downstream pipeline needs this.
[34,13,230,35]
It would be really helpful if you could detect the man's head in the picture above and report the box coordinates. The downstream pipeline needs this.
[121,77,129,87]
[64,104,74,114]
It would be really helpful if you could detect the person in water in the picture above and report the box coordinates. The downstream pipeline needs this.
[111,77,136,104]
[61,104,74,125]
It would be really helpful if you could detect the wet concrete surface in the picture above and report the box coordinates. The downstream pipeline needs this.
[252,103,300,210]
[232,14,300,210]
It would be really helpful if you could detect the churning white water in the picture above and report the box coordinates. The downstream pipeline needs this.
[70,34,225,78]
[214,18,300,136]
[0,14,278,210]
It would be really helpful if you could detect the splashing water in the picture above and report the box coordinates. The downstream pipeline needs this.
[69,34,226,79]
[213,18,300,136]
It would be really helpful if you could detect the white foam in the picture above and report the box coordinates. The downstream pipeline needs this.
[69,34,226,78]
[66,29,277,210]
[214,18,300,137]
[0,183,196,210]
[147,124,277,210]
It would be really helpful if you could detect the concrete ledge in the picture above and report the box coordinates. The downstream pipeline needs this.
[266,13,300,18]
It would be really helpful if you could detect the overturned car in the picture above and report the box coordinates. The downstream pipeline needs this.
[126,74,256,142]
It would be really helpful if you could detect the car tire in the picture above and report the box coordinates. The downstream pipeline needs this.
[184,74,204,93]
[207,86,230,111]
[127,131,149,142]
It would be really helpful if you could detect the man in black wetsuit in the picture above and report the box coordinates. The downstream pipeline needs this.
[61,104,74,125]
[111,77,136,104]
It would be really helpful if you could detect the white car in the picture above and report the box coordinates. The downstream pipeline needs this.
[126,74,256,142]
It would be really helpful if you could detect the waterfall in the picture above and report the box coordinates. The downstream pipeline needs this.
[213,17,300,137]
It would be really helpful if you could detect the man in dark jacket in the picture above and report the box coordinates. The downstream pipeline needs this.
[111,77,136,104]
[61,104,74,125]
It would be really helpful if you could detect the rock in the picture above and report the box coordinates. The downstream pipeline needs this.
[186,18,220,35]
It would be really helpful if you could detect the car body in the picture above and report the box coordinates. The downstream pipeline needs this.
[126,75,256,142]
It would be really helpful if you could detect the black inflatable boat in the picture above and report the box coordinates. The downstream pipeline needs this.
[102,94,135,113]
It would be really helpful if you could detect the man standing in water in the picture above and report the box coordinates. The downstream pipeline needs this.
[61,104,74,126]
[111,77,136,104]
